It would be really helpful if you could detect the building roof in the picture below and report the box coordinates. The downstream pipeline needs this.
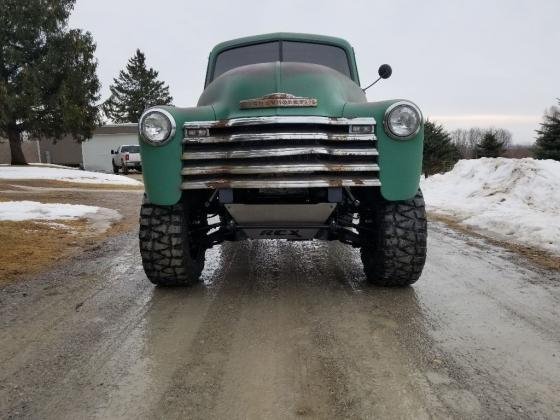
[94,124,138,135]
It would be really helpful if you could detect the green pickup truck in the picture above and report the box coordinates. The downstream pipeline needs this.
[138,33,427,287]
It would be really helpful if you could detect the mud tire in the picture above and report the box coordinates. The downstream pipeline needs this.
[122,161,128,175]
[139,202,205,286]
[360,190,427,287]
[112,162,119,174]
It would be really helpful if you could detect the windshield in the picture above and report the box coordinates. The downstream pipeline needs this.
[212,41,351,82]
[121,145,140,153]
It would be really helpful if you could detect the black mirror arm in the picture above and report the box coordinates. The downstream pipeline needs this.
[362,77,382,92]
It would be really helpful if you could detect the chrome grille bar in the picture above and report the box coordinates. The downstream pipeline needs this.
[182,146,378,160]
[183,132,375,144]
[181,177,381,190]
[183,116,376,128]
[182,163,379,176]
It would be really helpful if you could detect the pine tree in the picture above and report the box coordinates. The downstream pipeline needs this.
[103,50,173,123]
[476,130,506,158]
[0,0,100,164]
[534,100,560,161]
[423,120,461,176]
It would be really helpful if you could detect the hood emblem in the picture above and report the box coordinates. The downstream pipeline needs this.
[240,93,318,109]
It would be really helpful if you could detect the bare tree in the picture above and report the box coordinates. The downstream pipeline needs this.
[450,129,469,158]
[493,128,513,149]
[451,128,483,158]
[451,127,512,158]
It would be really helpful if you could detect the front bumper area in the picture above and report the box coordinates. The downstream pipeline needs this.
[225,203,336,240]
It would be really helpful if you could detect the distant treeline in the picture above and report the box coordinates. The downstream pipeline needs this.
[423,123,526,176]
[449,127,533,159]
[424,99,560,176]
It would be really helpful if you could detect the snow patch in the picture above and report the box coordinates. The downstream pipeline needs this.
[422,158,560,254]
[0,200,121,231]
[0,165,142,186]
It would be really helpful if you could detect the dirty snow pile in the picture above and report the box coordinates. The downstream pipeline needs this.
[0,165,142,186]
[421,158,560,254]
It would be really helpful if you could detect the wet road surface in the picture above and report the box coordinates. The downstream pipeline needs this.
[1,222,559,419]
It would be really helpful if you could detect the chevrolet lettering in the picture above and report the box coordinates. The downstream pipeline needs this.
[240,93,318,109]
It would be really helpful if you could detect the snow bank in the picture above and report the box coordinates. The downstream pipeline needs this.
[422,158,560,254]
[0,165,142,186]
[0,201,103,221]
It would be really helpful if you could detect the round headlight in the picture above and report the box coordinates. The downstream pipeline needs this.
[139,109,176,145]
[384,102,422,139]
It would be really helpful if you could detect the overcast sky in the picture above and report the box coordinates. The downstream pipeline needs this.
[70,0,559,144]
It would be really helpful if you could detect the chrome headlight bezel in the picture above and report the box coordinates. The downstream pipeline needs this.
[139,108,176,146]
[383,101,423,140]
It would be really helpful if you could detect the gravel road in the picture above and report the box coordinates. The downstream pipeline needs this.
[1,220,559,419]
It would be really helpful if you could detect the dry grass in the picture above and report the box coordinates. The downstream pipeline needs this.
[430,213,560,271]
[0,183,24,191]
[0,219,98,284]
[0,178,143,285]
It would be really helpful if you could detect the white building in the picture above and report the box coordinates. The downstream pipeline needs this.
[82,124,138,172]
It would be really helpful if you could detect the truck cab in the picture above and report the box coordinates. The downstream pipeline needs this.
[138,33,427,288]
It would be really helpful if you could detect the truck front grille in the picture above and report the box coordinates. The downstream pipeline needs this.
[181,116,380,189]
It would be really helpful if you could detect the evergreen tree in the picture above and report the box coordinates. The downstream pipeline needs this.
[103,50,173,123]
[423,120,461,176]
[0,0,100,164]
[534,100,560,161]
[476,130,506,158]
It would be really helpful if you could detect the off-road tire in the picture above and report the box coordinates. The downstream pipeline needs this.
[122,161,128,175]
[112,162,119,174]
[360,190,427,287]
[139,202,205,286]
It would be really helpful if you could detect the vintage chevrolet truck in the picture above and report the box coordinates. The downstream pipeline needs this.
[138,33,427,287]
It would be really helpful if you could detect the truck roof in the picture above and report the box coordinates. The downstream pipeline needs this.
[206,32,360,86]
[210,32,355,55]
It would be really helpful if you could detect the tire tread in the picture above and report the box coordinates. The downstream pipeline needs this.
[361,190,427,287]
[139,203,204,286]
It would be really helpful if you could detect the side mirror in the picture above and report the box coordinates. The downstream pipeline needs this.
[110,150,115,154]
[362,63,393,92]
[378,64,392,79]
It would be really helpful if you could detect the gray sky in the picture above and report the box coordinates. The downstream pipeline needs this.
[70,0,559,144]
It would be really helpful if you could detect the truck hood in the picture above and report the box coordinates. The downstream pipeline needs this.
[198,62,367,120]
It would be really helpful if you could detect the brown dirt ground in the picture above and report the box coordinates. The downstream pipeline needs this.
[0,179,143,284]
[429,213,560,271]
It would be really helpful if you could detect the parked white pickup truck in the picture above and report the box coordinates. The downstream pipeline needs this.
[111,144,141,174]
